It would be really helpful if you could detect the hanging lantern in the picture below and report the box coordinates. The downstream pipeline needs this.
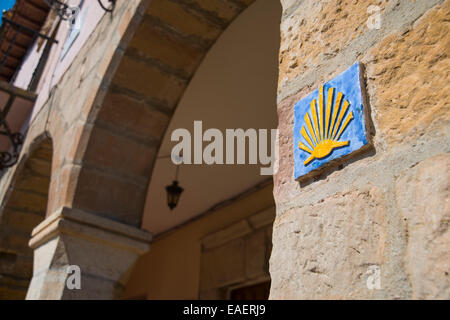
[165,180,184,210]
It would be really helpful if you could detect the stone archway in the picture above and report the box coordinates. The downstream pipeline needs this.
[18,0,273,299]
[0,136,52,299]
[1,0,446,300]
[69,0,259,227]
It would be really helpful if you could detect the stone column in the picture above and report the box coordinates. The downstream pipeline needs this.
[25,207,152,300]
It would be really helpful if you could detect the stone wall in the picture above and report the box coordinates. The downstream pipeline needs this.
[200,207,274,299]
[0,0,448,300]
[271,0,449,299]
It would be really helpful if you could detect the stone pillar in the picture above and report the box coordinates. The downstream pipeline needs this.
[271,0,449,299]
[25,207,152,300]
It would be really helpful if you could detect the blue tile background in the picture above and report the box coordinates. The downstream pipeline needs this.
[293,62,368,180]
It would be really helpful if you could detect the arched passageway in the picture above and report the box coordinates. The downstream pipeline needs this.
[0,137,52,299]
[125,0,281,299]
[1,0,282,299]
[69,0,264,227]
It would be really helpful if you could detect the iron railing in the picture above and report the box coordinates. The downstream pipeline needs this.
[0,81,37,169]
[0,17,58,83]
[0,18,57,169]
[0,0,115,170]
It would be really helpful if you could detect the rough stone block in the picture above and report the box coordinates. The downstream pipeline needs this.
[146,0,222,41]
[84,126,157,179]
[278,0,389,90]
[112,55,187,108]
[99,90,170,142]
[270,187,386,299]
[190,0,242,22]
[128,20,204,75]
[7,189,47,214]
[364,1,450,147]
[72,167,147,227]
[395,154,450,299]
[1,208,43,232]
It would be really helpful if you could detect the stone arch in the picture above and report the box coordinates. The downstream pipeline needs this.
[70,0,262,227]
[0,135,53,299]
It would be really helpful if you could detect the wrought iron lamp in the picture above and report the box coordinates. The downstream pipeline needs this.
[165,180,184,210]
[44,0,116,20]
[165,164,184,210]
[43,0,77,20]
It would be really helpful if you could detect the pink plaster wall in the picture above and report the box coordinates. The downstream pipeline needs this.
[12,0,106,124]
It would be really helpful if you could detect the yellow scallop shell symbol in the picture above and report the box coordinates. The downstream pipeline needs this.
[299,86,354,166]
